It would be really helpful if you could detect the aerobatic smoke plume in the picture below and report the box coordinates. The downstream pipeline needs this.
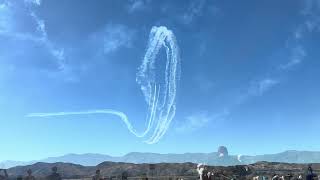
[27,26,181,144]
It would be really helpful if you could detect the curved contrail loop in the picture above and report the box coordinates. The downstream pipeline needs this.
[27,26,181,144]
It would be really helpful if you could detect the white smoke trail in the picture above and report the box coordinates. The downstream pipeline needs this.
[27,26,181,144]
[237,154,242,162]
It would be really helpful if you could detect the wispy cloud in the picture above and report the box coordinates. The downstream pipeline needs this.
[28,3,74,81]
[0,1,13,33]
[0,0,75,81]
[302,0,320,32]
[101,24,135,54]
[29,9,66,68]
[24,0,41,6]
[232,78,280,107]
[176,110,229,133]
[249,78,279,96]
[127,0,150,13]
[177,1,319,133]
[0,2,40,41]
[177,77,279,133]
[30,12,47,39]
[302,0,320,15]
[280,0,320,70]
[2,2,134,82]
[280,45,306,70]
[180,0,207,24]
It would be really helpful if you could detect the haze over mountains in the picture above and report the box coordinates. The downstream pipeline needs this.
[1,147,320,169]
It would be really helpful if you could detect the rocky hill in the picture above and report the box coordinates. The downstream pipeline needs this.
[5,161,320,179]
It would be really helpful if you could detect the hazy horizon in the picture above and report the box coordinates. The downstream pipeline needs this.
[2,148,320,164]
[1,0,320,162]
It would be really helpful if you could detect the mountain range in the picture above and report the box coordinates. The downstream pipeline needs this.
[2,150,320,169]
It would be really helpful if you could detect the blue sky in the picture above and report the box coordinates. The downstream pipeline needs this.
[1,0,320,161]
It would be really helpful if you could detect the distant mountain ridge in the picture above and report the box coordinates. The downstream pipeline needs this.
[2,150,320,169]
[240,150,320,164]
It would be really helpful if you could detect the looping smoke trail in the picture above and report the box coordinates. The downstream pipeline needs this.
[27,26,181,144]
